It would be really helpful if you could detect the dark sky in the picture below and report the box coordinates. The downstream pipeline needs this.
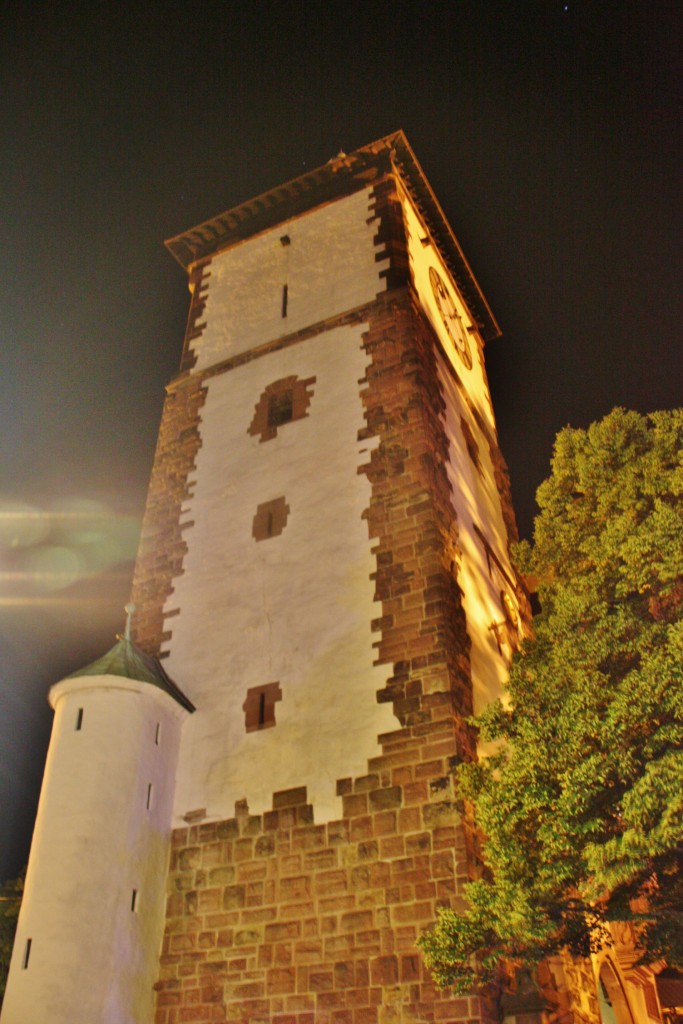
[0,1,680,878]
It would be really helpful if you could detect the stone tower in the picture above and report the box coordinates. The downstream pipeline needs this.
[3,133,528,1024]
[139,131,526,1023]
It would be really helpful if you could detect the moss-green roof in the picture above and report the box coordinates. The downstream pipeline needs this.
[67,637,194,712]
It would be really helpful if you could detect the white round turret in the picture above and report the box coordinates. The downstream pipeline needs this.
[1,639,193,1024]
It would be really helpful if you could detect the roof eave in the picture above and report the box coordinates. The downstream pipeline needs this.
[164,130,501,342]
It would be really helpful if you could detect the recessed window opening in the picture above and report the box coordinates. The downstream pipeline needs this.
[248,375,316,443]
[75,708,83,731]
[252,496,290,542]
[489,620,504,657]
[599,977,612,1006]
[146,783,153,810]
[281,283,288,318]
[501,591,521,652]
[598,961,636,1024]
[22,938,32,969]
[243,682,282,733]
[268,390,293,428]
[131,889,138,913]
[460,416,482,474]
[472,523,516,592]
[155,722,160,745]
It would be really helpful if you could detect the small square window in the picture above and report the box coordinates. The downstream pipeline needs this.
[268,391,293,428]
[252,496,290,542]
[243,682,282,733]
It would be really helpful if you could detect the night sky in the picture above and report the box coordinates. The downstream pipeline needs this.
[1,1,680,879]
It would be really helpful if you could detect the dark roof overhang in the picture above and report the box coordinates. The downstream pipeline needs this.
[67,636,195,712]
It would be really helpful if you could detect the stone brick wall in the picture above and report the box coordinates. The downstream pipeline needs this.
[360,292,476,764]
[130,373,207,656]
[155,780,493,1024]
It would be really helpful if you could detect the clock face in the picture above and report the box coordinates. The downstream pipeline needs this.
[429,266,473,370]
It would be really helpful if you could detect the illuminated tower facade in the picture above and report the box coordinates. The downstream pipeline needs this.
[4,134,528,1023]
[137,132,526,1023]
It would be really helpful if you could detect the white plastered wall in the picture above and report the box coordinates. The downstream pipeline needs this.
[191,186,389,371]
[165,184,396,824]
[165,325,397,823]
[399,184,520,713]
[1,677,185,1024]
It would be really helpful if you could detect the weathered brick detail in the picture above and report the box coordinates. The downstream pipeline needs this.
[129,373,207,656]
[368,178,410,292]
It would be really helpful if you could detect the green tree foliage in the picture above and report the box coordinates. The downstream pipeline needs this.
[420,408,683,991]
[0,869,23,1003]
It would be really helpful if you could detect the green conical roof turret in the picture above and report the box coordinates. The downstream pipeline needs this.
[66,603,194,712]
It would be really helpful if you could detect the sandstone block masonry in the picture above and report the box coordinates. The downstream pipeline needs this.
[156,778,493,1024]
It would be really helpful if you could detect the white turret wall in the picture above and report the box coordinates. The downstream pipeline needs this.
[1,676,186,1024]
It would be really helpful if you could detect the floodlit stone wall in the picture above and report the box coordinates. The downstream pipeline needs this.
[398,185,525,716]
[134,174,519,1022]
[187,187,390,373]
[156,781,491,1024]
[152,284,505,1023]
